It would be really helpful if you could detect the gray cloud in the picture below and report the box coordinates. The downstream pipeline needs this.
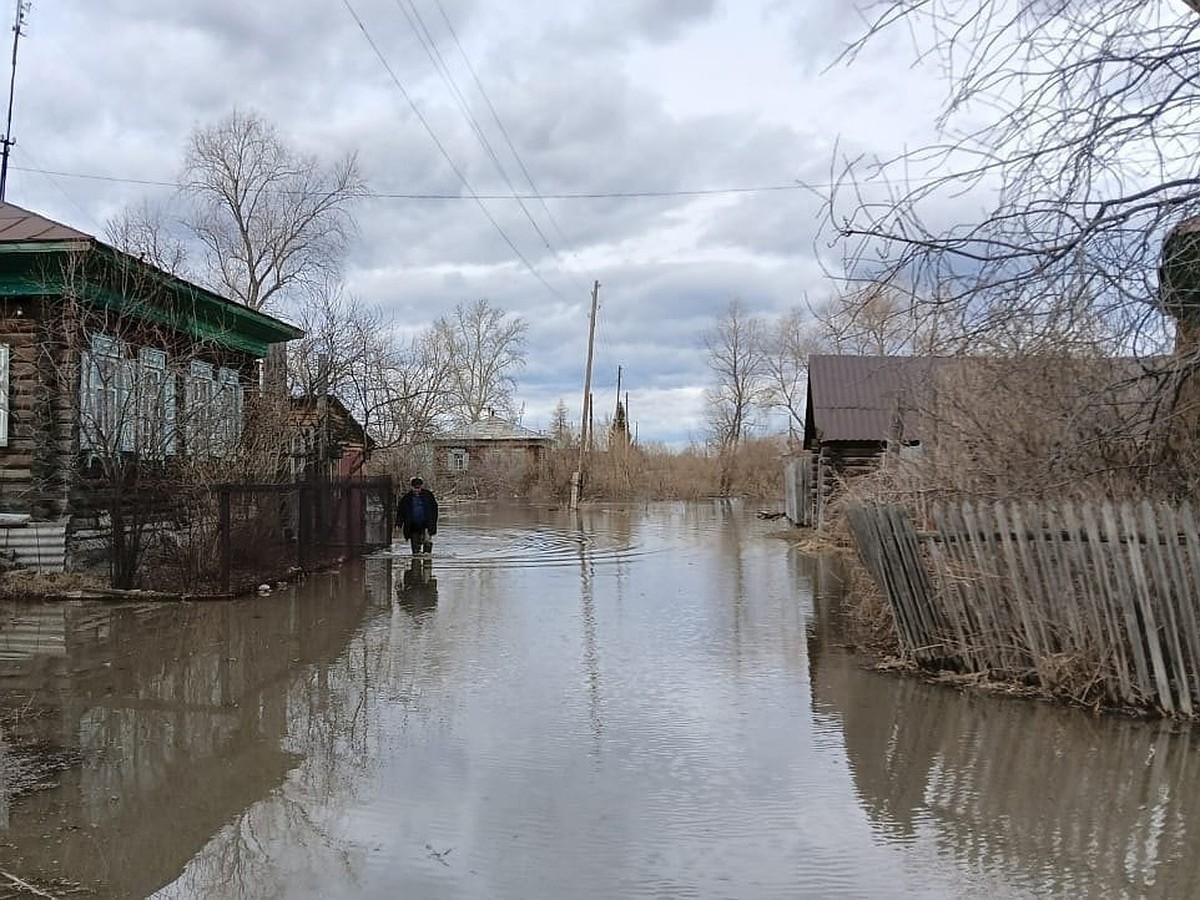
[3,0,937,445]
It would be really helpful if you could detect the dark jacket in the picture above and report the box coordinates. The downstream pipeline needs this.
[397,488,438,539]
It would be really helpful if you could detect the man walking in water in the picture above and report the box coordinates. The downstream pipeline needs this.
[397,476,438,556]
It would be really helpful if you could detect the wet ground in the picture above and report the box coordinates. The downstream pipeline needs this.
[2,501,1200,898]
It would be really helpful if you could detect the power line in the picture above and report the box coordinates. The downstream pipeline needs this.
[340,0,568,303]
[431,0,573,251]
[395,0,563,265]
[8,163,817,199]
[16,147,105,233]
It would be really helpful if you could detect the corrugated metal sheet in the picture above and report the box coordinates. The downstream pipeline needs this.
[0,520,67,572]
[806,354,1162,448]
[807,355,943,444]
[0,605,68,662]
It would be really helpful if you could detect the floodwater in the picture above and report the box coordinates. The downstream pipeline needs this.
[2,503,1200,898]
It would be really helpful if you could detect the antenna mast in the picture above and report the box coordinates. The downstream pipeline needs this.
[0,0,29,202]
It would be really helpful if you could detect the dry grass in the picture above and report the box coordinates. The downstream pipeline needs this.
[533,435,787,502]
[0,570,106,601]
[827,354,1200,714]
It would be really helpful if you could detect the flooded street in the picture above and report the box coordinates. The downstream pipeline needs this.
[3,502,1200,898]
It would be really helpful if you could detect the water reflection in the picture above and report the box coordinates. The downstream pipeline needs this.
[6,505,1200,898]
[807,561,1200,898]
[397,558,439,621]
[0,563,380,899]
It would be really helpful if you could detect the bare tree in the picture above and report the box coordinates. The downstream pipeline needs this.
[426,298,528,425]
[105,199,190,277]
[182,108,365,313]
[827,2,1200,356]
[762,308,818,447]
[815,283,924,356]
[704,299,768,494]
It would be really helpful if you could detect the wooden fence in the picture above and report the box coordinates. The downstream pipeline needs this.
[845,500,1200,716]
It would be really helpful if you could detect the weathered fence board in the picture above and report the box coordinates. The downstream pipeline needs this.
[847,499,1200,717]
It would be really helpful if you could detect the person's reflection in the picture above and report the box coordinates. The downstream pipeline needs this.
[397,558,438,620]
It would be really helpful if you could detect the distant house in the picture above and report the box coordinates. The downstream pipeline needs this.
[0,202,303,570]
[287,394,375,479]
[432,412,553,496]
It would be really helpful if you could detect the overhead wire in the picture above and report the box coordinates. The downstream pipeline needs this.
[430,0,573,251]
[340,0,569,304]
[14,147,105,234]
[395,0,563,269]
[7,164,819,199]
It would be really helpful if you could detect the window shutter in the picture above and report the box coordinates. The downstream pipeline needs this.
[187,360,214,456]
[117,358,135,452]
[79,350,97,450]
[0,343,9,447]
[138,348,168,456]
[164,372,176,455]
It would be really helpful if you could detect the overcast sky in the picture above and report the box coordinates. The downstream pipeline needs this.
[7,0,949,446]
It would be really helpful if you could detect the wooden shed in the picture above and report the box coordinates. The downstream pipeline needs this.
[797,355,944,526]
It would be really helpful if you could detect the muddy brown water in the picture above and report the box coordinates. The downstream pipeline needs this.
[1,501,1200,898]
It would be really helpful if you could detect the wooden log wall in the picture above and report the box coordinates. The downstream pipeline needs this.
[846,499,1200,717]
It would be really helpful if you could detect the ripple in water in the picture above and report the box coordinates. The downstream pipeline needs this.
[383,523,654,569]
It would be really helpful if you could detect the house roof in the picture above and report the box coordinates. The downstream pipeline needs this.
[0,202,303,356]
[805,354,944,446]
[434,413,552,444]
[804,353,1164,449]
[0,203,91,243]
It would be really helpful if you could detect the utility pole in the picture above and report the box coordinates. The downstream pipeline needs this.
[571,279,600,509]
[0,1,29,203]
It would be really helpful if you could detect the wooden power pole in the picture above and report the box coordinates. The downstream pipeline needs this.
[571,280,600,509]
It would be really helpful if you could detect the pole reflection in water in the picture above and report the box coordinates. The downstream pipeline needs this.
[4,504,1200,898]
[573,507,609,757]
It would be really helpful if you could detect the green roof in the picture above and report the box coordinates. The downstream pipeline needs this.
[0,202,303,357]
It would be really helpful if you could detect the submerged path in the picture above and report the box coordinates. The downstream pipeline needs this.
[0,501,1198,898]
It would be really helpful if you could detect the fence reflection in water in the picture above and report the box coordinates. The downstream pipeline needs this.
[808,566,1200,899]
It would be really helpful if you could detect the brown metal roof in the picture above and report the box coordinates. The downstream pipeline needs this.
[0,201,92,243]
[805,355,945,446]
[805,353,1163,449]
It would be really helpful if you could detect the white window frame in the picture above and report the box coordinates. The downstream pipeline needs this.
[80,333,129,453]
[0,343,9,448]
[212,366,243,456]
[137,348,176,457]
[186,360,214,457]
[449,447,468,472]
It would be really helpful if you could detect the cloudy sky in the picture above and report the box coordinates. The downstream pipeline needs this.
[8,0,948,445]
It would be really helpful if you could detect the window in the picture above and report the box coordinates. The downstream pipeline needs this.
[0,343,9,447]
[184,362,245,458]
[213,366,244,456]
[80,334,133,452]
[186,360,214,456]
[449,447,468,472]
[137,348,175,456]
